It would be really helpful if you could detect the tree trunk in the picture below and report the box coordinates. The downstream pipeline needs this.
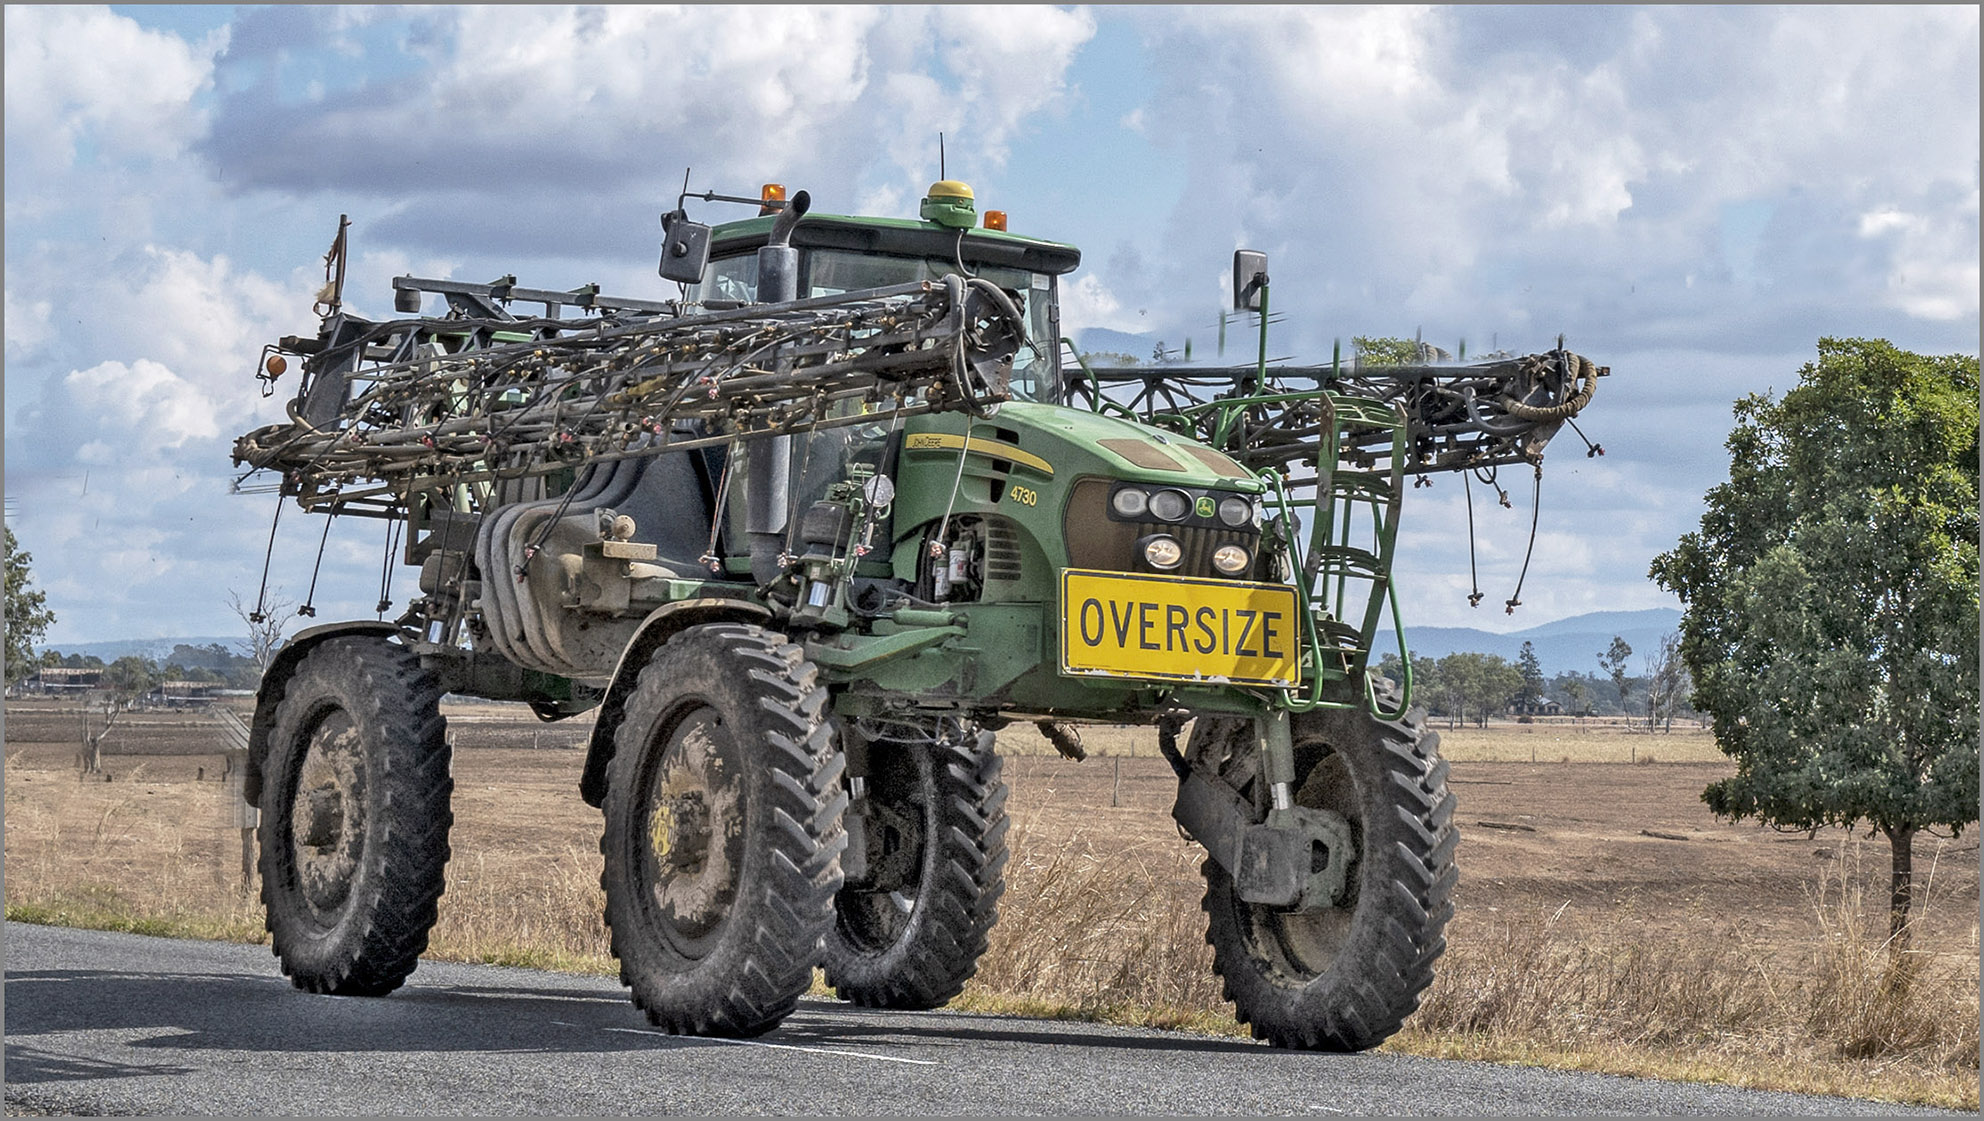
[1885,821,1916,951]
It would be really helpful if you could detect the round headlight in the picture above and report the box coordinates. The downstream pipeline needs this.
[1212,544,1252,575]
[1141,534,1184,569]
[1217,496,1253,527]
[1110,487,1149,518]
[1148,489,1192,522]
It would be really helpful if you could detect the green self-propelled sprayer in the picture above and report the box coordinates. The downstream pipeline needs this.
[231,177,1603,1046]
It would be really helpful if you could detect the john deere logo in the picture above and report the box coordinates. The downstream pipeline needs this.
[1195,496,1216,519]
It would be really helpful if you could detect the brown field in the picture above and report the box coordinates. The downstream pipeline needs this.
[4,696,1977,1109]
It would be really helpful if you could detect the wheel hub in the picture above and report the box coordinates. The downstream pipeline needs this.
[299,788,346,847]
[289,711,366,917]
[650,792,713,867]
[1248,745,1364,983]
[645,712,742,942]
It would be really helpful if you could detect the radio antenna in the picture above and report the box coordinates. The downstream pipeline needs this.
[939,133,946,180]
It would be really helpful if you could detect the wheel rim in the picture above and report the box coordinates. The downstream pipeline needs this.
[289,705,368,922]
[837,795,923,952]
[1242,744,1363,984]
[637,705,745,959]
[835,752,927,954]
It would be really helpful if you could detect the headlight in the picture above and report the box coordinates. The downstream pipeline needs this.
[1148,489,1192,522]
[1212,544,1252,575]
[1217,496,1254,527]
[1110,487,1149,518]
[1140,534,1184,569]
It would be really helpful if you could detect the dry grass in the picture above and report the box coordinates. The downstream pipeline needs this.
[957,822,1225,1032]
[4,719,1976,1110]
[426,844,614,975]
[3,747,269,943]
[1397,847,1980,1107]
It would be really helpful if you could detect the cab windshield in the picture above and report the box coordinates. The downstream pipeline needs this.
[689,249,1058,402]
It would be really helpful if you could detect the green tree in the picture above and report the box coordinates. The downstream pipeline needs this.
[1465,654,1523,727]
[1649,338,1979,945]
[79,655,161,774]
[1376,652,1438,713]
[4,526,56,684]
[1432,651,1522,728]
[1561,677,1590,725]
[1352,336,1420,367]
[104,655,160,699]
[1515,641,1545,706]
[1597,636,1633,721]
[1428,652,1473,728]
[1078,350,1141,367]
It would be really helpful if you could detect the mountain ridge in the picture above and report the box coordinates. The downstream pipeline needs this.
[1372,608,1682,677]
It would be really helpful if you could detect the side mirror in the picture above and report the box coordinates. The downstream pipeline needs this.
[659,213,713,284]
[1233,250,1268,312]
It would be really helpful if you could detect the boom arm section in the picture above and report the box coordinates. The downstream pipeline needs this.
[233,274,1027,516]
[1064,349,1604,485]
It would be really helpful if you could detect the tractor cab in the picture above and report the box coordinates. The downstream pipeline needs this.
[677,181,1080,402]
[663,182,1086,584]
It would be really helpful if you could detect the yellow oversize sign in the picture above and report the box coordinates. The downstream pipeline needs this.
[1060,569,1301,687]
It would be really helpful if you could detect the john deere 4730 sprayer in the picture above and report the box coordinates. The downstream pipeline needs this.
[231,178,1602,1049]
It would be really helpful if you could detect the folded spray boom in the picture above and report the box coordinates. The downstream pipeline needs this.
[233,274,1028,515]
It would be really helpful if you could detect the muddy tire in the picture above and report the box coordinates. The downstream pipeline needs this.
[1195,698,1456,1050]
[258,637,452,996]
[599,623,845,1037]
[823,729,1009,1009]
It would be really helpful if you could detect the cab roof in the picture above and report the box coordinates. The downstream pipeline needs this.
[708,212,1082,276]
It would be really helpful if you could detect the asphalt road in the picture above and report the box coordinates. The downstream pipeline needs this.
[3,924,1960,1117]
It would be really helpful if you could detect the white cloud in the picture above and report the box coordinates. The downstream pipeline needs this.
[3,5,221,168]
[1113,4,1978,363]
[1060,273,1145,335]
[4,288,54,357]
[197,5,1094,247]
[925,6,1096,166]
[64,359,220,450]
[1856,194,1982,322]
[4,236,324,642]
[440,5,880,140]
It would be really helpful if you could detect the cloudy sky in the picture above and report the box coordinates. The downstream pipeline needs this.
[5,5,1978,651]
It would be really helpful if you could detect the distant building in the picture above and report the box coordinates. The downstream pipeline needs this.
[27,667,103,693]
[154,680,222,708]
[1509,697,1565,717]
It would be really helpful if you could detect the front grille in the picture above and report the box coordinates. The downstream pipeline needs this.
[1064,478,1261,580]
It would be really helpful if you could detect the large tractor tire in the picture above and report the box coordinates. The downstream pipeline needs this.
[823,729,1009,1009]
[258,636,453,996]
[1194,697,1456,1050]
[599,623,845,1037]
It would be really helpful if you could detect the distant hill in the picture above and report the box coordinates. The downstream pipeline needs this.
[1371,608,1682,678]
[1072,327,1158,363]
[35,636,244,663]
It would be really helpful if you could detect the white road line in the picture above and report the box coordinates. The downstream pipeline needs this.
[602,1025,939,1066]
